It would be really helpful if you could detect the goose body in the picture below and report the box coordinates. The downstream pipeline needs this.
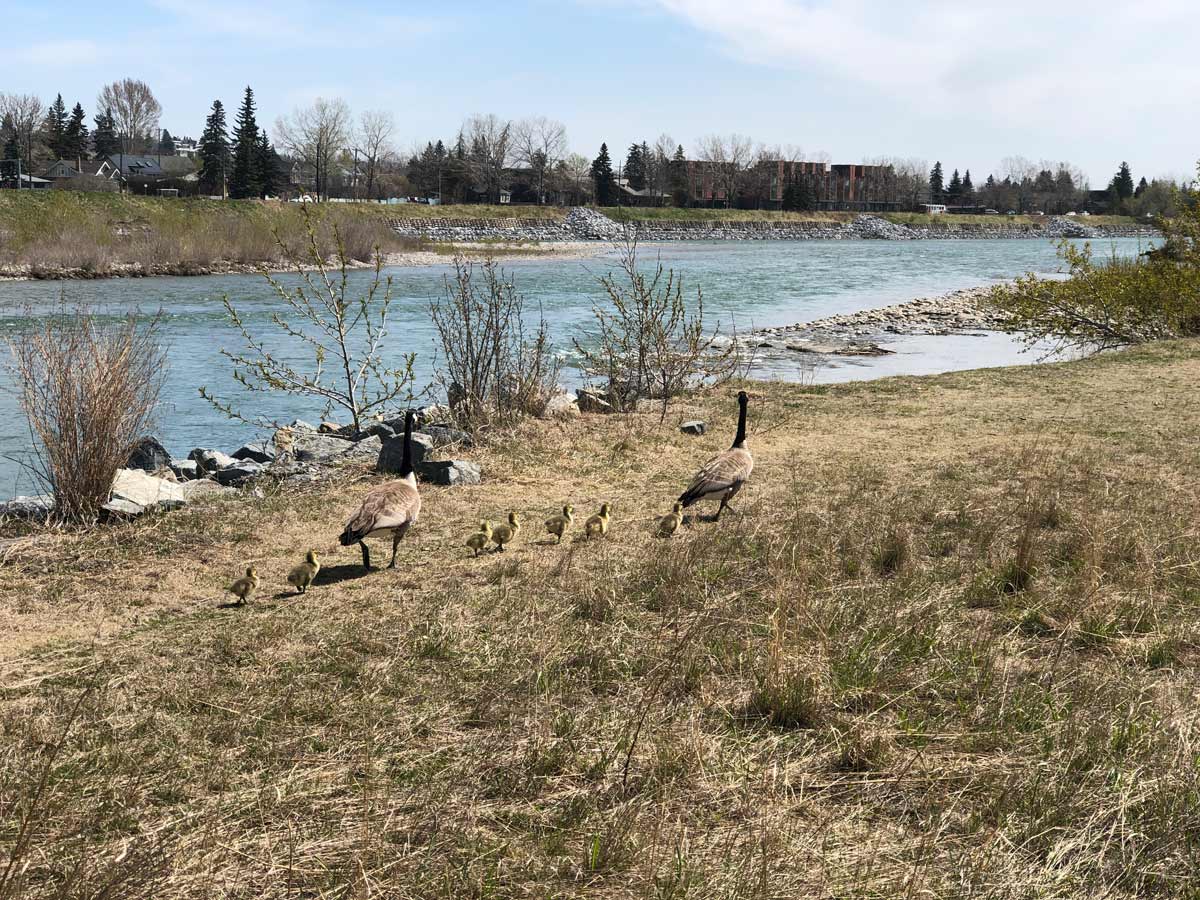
[679,391,753,521]
[544,504,574,544]
[287,550,320,593]
[490,512,521,551]
[466,521,493,557]
[340,410,422,569]
[228,566,259,605]
[658,501,683,537]
[584,503,611,540]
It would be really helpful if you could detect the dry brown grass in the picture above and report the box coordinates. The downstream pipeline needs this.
[3,340,1200,897]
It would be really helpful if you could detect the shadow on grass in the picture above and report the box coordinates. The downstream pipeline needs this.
[314,564,372,587]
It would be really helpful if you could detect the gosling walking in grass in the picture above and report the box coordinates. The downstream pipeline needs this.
[544,504,574,544]
[287,549,320,594]
[466,521,493,558]
[679,390,754,522]
[227,566,259,605]
[658,501,684,537]
[339,410,422,570]
[490,512,521,551]
[584,503,612,540]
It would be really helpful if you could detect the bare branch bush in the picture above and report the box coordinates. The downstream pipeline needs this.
[573,235,739,418]
[200,205,417,434]
[5,298,166,523]
[430,255,562,435]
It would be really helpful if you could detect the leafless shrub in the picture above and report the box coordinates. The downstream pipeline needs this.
[430,255,562,435]
[5,298,165,523]
[574,234,739,419]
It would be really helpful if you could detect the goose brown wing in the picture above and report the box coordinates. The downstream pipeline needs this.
[342,482,421,542]
[679,448,753,507]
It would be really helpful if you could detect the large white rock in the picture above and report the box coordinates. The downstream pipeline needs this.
[111,468,188,511]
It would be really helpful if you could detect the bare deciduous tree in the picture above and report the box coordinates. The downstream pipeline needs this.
[96,79,161,153]
[695,133,757,207]
[357,109,395,200]
[0,93,45,165]
[462,114,511,203]
[512,116,567,204]
[275,98,352,201]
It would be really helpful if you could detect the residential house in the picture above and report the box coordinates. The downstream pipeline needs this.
[758,160,900,211]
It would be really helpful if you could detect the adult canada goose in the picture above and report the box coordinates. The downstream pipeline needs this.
[545,504,574,544]
[466,520,493,558]
[584,503,612,540]
[227,566,259,605]
[339,410,422,569]
[287,549,320,594]
[679,390,753,521]
[658,501,684,537]
[491,512,521,551]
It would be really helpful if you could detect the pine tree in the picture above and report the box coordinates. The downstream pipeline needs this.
[590,143,617,206]
[44,94,68,159]
[198,99,230,197]
[1135,176,1148,198]
[255,128,282,197]
[624,142,646,191]
[670,144,689,207]
[64,103,88,162]
[961,169,974,201]
[229,86,260,199]
[929,161,944,203]
[1109,161,1134,199]
[92,108,120,159]
[946,168,963,203]
[158,129,176,155]
[1,114,19,165]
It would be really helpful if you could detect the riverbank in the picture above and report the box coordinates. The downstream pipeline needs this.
[3,339,1199,896]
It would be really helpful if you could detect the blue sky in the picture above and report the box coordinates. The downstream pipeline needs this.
[5,0,1198,186]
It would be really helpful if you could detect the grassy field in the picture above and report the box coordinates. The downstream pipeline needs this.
[3,340,1200,897]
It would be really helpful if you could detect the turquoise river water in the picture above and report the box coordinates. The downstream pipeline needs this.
[0,237,1153,496]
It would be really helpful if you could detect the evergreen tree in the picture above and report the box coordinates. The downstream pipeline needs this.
[624,142,646,191]
[929,161,944,202]
[92,108,120,159]
[961,169,974,201]
[670,144,689,207]
[1109,161,1135,199]
[590,143,617,206]
[198,99,230,197]
[255,127,282,197]
[229,86,261,199]
[64,103,88,162]
[1135,176,1149,198]
[946,168,963,203]
[158,128,176,155]
[1,113,19,165]
[44,94,68,159]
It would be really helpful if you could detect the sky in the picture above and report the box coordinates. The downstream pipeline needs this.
[4,0,1198,186]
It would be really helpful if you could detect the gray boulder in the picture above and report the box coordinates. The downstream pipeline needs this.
[213,461,266,486]
[353,422,395,441]
[422,424,473,448]
[170,459,199,480]
[188,448,237,476]
[377,432,434,474]
[292,432,354,463]
[0,495,53,519]
[180,480,238,501]
[233,439,275,464]
[342,434,383,461]
[126,437,171,472]
[576,388,614,414]
[287,419,317,432]
[415,459,482,486]
[680,420,707,436]
[542,393,580,420]
[101,498,144,519]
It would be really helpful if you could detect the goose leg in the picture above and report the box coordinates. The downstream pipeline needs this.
[360,540,372,570]
[389,533,401,569]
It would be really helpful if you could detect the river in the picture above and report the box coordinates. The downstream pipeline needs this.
[0,237,1153,495]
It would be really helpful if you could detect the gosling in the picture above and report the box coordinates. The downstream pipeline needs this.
[544,504,574,544]
[286,549,320,594]
[658,501,683,537]
[227,566,259,605]
[584,503,612,541]
[490,512,521,552]
[466,521,493,558]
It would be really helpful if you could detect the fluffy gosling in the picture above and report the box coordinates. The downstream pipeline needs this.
[658,501,683,537]
[544,504,574,544]
[286,549,320,594]
[466,520,493,558]
[585,503,612,541]
[490,512,522,552]
[227,566,259,605]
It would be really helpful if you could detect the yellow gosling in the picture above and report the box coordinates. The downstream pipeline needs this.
[658,501,683,537]
[544,504,574,544]
[490,512,521,552]
[227,566,259,605]
[584,503,612,541]
[466,520,493,558]
[286,549,320,594]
